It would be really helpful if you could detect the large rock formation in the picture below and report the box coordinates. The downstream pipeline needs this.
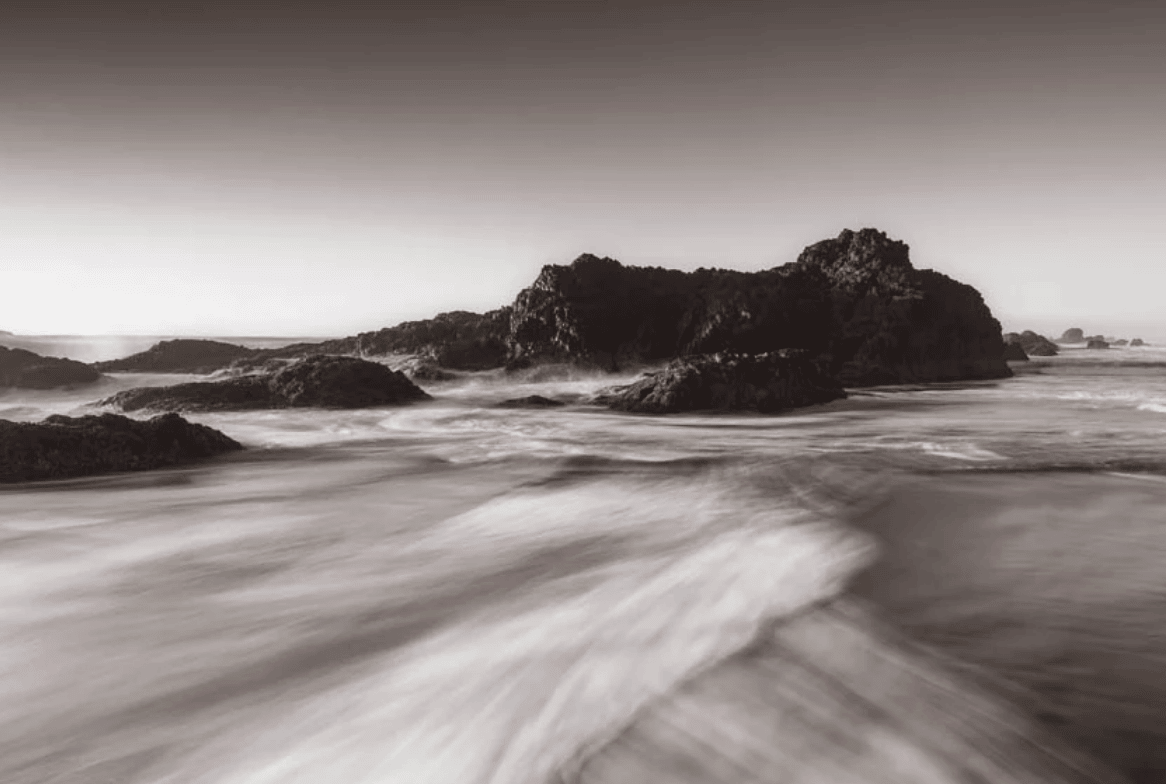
[1,346,101,389]
[93,339,256,373]
[1058,328,1085,343]
[92,229,1012,388]
[597,350,847,414]
[0,412,241,483]
[510,229,1010,385]
[1004,331,1058,357]
[1131,338,1146,347]
[104,355,430,413]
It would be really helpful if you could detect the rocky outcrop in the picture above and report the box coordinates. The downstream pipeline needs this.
[1004,331,1058,357]
[497,395,566,408]
[93,339,257,373]
[0,412,241,483]
[1002,342,1029,361]
[1058,328,1085,343]
[104,355,430,413]
[597,350,846,414]
[1086,338,1110,349]
[341,310,512,370]
[1,346,101,389]
[1131,338,1146,347]
[508,229,1010,385]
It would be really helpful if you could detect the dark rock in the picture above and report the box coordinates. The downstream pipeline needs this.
[1058,328,1085,343]
[317,310,512,371]
[104,355,430,412]
[598,350,846,414]
[1086,338,1110,349]
[497,395,566,408]
[1131,338,1146,347]
[1004,330,1059,357]
[509,229,1011,386]
[0,412,241,483]
[1002,342,1029,361]
[93,339,257,373]
[0,346,101,389]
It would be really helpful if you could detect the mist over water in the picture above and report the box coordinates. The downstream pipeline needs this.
[2,342,1166,781]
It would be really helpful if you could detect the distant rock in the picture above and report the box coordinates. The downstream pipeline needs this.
[497,395,566,409]
[1131,338,1146,347]
[0,330,13,337]
[1002,342,1029,361]
[1058,328,1085,343]
[1003,330,1059,357]
[509,229,1011,385]
[1113,339,1129,346]
[597,350,846,414]
[1086,339,1110,349]
[104,355,430,412]
[0,412,241,483]
[1,346,101,389]
[93,339,257,373]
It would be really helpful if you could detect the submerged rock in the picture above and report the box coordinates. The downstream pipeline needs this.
[93,339,257,373]
[497,395,566,409]
[0,346,101,389]
[599,350,846,414]
[1112,339,1129,346]
[0,412,242,483]
[1058,328,1085,343]
[104,355,430,412]
[1086,339,1110,350]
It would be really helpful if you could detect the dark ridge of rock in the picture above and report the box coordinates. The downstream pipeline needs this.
[496,395,566,409]
[508,229,1011,386]
[1131,338,1146,347]
[1004,330,1059,357]
[1002,342,1029,361]
[313,310,512,371]
[1086,338,1110,350]
[598,350,847,414]
[0,346,102,389]
[92,339,258,373]
[1112,339,1129,346]
[1058,328,1085,343]
[104,355,430,413]
[0,412,242,483]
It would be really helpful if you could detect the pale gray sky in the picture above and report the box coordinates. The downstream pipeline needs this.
[2,1,1163,337]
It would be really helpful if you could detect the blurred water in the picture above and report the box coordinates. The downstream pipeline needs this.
[0,343,1165,781]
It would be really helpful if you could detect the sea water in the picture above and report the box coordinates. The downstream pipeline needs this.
[1,342,1165,782]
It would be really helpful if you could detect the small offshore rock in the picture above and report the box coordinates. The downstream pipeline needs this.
[0,412,242,483]
[104,355,431,412]
[1086,338,1110,349]
[1058,328,1085,343]
[497,395,566,408]
[1,346,101,389]
[600,350,846,414]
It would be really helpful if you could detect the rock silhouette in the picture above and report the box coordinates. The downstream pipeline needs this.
[0,412,241,483]
[1,346,101,389]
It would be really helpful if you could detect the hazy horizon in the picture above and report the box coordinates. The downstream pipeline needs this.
[3,0,1163,337]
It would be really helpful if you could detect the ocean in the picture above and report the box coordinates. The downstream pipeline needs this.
[1,338,1165,782]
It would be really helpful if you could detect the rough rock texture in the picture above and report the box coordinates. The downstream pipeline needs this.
[93,339,257,373]
[509,229,1010,386]
[1131,338,1146,347]
[104,355,430,412]
[1002,343,1029,361]
[1086,339,1110,350]
[598,350,846,414]
[497,395,566,409]
[0,346,101,389]
[0,412,242,483]
[1004,331,1059,357]
[338,310,512,370]
[1059,328,1085,343]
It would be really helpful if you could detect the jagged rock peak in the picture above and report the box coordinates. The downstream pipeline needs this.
[794,228,915,295]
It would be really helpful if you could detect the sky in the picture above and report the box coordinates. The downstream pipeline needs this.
[1,0,1163,338]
